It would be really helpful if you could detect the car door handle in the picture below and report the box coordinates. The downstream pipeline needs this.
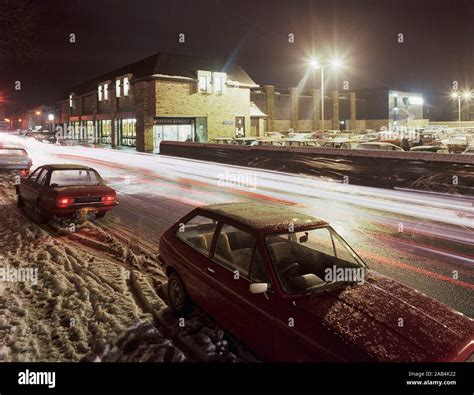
[206,267,215,274]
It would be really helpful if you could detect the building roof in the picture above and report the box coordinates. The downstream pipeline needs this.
[67,52,257,97]
[200,202,327,233]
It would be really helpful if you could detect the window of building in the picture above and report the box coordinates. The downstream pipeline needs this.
[104,83,109,100]
[214,76,222,93]
[69,94,74,108]
[213,72,226,94]
[121,118,136,147]
[100,120,111,144]
[197,70,211,93]
[98,85,103,101]
[123,77,130,96]
[199,75,208,92]
[116,79,121,98]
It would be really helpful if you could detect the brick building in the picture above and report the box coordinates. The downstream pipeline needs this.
[57,52,258,152]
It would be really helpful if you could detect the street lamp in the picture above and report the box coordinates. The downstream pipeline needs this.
[35,111,41,116]
[451,90,472,127]
[309,57,343,130]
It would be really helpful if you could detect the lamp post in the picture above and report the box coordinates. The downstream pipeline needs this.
[451,91,473,128]
[310,58,342,130]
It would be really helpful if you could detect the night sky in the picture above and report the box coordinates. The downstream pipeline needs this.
[0,0,473,118]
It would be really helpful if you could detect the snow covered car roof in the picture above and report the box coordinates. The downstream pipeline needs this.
[41,164,96,171]
[200,202,327,233]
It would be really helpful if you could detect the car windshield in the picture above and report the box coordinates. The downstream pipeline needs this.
[265,226,367,294]
[0,149,27,156]
[50,169,102,187]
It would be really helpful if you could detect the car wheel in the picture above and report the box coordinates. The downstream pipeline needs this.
[95,211,106,219]
[167,272,192,315]
[35,200,49,224]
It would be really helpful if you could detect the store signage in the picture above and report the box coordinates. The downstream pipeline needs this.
[154,118,193,125]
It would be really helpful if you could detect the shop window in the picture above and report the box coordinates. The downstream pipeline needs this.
[100,120,111,145]
[121,118,136,147]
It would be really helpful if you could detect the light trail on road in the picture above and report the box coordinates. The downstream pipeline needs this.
[2,134,473,317]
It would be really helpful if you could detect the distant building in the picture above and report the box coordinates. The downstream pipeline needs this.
[56,52,259,152]
[250,87,428,133]
[355,89,427,130]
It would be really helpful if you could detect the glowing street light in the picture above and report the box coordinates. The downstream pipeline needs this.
[48,113,54,121]
[308,57,344,130]
[451,90,472,127]
[462,90,473,100]
[330,58,342,69]
[35,111,41,116]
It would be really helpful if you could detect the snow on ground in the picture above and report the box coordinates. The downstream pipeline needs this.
[0,172,250,362]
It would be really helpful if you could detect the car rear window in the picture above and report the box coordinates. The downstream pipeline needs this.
[50,169,101,187]
[0,149,27,156]
[175,215,218,256]
[451,135,468,141]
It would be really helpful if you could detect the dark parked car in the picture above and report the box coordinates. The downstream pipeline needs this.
[0,147,33,176]
[158,202,474,362]
[35,131,57,144]
[356,142,404,151]
[17,164,118,223]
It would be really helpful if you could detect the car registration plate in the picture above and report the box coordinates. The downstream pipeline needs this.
[78,207,98,215]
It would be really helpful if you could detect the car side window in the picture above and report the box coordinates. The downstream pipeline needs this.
[175,215,218,256]
[36,169,49,185]
[214,224,256,278]
[28,168,43,183]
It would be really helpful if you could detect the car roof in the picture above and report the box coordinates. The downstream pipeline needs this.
[199,202,328,233]
[40,164,95,171]
[360,142,394,146]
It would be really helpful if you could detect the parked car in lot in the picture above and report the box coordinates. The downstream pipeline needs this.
[462,146,474,155]
[281,138,321,147]
[356,142,404,151]
[321,139,357,149]
[359,132,380,143]
[418,131,441,146]
[158,202,474,362]
[447,134,473,153]
[17,164,118,223]
[409,145,449,154]
[0,147,33,176]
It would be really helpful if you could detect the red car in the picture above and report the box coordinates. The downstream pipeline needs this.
[158,202,474,362]
[17,164,118,223]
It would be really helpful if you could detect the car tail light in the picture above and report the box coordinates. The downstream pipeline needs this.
[102,195,116,203]
[57,197,74,207]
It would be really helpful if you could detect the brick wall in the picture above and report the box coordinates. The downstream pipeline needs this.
[155,80,251,142]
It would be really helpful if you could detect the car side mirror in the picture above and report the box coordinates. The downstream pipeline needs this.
[250,283,268,294]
